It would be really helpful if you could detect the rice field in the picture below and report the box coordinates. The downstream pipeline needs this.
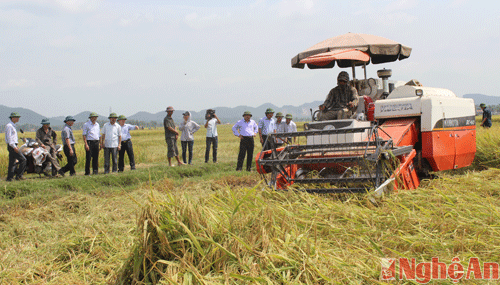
[0,117,499,284]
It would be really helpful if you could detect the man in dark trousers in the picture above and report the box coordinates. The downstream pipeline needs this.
[117,115,139,172]
[82,112,100,175]
[480,103,492,128]
[59,116,77,176]
[4,112,26,181]
[232,111,258,171]
[163,106,184,166]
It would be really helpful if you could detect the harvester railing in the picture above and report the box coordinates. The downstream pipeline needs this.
[257,123,413,193]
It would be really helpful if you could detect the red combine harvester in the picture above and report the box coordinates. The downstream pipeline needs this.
[256,33,476,194]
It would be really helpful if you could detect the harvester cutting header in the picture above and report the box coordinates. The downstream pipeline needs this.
[256,33,476,194]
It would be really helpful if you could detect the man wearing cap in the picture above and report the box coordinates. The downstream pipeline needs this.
[179,111,200,165]
[274,112,287,147]
[258,108,276,151]
[117,115,139,172]
[82,112,101,175]
[204,110,221,163]
[232,111,258,171]
[4,112,26,181]
[59,116,77,176]
[480,103,492,128]
[35,118,62,176]
[163,106,184,166]
[318,71,359,121]
[285,114,297,144]
[100,113,122,174]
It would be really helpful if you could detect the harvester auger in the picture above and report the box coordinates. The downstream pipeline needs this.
[256,33,476,194]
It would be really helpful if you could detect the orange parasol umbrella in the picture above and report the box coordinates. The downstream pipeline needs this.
[292,33,411,70]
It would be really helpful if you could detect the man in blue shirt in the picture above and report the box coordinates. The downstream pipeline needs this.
[232,111,258,171]
[480,103,492,128]
[258,108,276,151]
[59,116,77,176]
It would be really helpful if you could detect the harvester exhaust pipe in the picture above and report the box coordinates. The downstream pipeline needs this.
[377,68,392,99]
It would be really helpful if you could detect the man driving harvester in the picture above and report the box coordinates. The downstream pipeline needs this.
[317,71,359,121]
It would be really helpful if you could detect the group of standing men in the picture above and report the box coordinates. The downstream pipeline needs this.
[5,106,297,180]
[81,112,139,175]
[163,106,221,167]
[4,112,139,181]
[232,109,297,171]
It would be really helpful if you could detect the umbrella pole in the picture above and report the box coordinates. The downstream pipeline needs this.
[363,63,367,80]
[351,64,356,79]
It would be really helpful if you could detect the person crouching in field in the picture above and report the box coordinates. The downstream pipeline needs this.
[100,113,122,174]
[179,111,200,165]
[117,115,139,172]
[36,118,62,176]
[58,116,77,176]
[163,106,184,166]
[204,109,221,163]
[232,111,258,171]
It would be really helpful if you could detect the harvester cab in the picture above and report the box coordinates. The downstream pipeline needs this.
[256,33,476,195]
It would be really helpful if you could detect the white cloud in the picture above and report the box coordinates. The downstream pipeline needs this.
[54,0,102,13]
[0,8,37,27]
[86,81,101,87]
[5,79,31,88]
[185,12,197,22]
[49,35,78,48]
[275,0,315,18]
[385,0,419,13]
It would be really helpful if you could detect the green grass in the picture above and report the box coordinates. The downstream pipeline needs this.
[0,118,500,284]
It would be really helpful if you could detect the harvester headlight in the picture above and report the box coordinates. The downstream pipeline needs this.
[415,89,423,97]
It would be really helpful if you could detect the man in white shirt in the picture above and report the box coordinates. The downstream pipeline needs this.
[82,112,101,175]
[100,113,122,174]
[117,115,139,172]
[4,112,26,181]
[274,112,287,147]
[285,114,297,144]
[204,109,221,163]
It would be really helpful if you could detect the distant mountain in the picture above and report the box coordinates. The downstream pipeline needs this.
[463,94,500,106]
[0,101,322,132]
[0,105,46,126]
[128,101,323,124]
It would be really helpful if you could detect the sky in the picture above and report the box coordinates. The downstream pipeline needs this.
[1,0,499,117]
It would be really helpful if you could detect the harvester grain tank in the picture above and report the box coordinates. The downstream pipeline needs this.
[256,33,476,194]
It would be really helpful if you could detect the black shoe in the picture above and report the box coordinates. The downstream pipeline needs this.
[93,171,98,175]
[6,178,13,182]
[15,176,26,181]
[58,169,65,177]
[85,172,90,176]
[70,173,76,176]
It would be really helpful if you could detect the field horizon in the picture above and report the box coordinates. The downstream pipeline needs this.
[1,117,500,284]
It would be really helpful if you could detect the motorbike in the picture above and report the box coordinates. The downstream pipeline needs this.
[18,129,63,177]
